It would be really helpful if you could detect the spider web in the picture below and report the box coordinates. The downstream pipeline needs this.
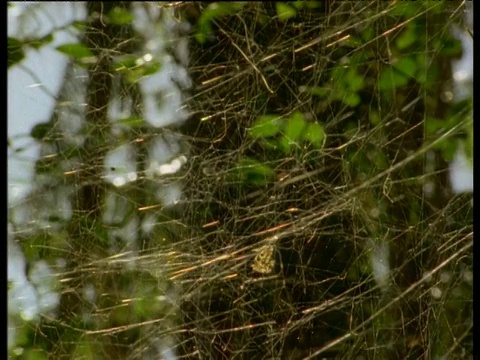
[8,2,472,360]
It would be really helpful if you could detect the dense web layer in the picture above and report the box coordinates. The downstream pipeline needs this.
[8,2,472,359]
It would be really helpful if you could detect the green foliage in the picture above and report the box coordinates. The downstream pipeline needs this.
[8,1,472,359]
[331,63,365,94]
[30,122,54,141]
[108,6,134,25]
[378,66,408,91]
[195,2,247,43]
[8,34,54,68]
[28,34,55,50]
[395,24,417,50]
[249,111,325,157]
[113,54,138,69]
[116,116,148,128]
[437,36,463,57]
[378,57,417,91]
[416,58,439,88]
[71,20,88,31]
[427,99,473,162]
[235,158,274,185]
[276,3,297,21]
[389,2,419,17]
[249,115,283,138]
[275,0,325,23]
[279,111,307,153]
[241,111,326,185]
[421,0,446,13]
[56,43,97,64]
[304,122,325,148]
[113,55,162,83]
[304,59,365,108]
[15,348,48,360]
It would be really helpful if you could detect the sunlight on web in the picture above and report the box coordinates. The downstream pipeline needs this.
[7,1,473,359]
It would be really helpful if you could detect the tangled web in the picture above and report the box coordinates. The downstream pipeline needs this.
[8,2,472,359]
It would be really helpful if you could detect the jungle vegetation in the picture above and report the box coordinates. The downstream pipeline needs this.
[8,2,472,359]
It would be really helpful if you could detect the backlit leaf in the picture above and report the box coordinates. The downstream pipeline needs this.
[250,115,282,138]
[305,122,325,148]
[393,57,417,79]
[284,111,306,142]
[8,37,25,68]
[378,66,409,91]
[237,158,273,185]
[276,3,296,21]
[108,7,134,25]
[56,43,94,59]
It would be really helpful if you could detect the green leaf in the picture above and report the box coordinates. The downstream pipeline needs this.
[261,138,281,151]
[303,86,331,98]
[113,55,138,70]
[396,26,417,50]
[421,0,445,14]
[304,1,322,9]
[284,112,306,142]
[425,117,445,135]
[291,2,305,10]
[8,37,25,68]
[349,51,371,65]
[278,112,306,154]
[108,6,134,25]
[56,43,94,60]
[117,116,147,128]
[361,27,375,42]
[196,3,247,44]
[71,20,88,31]
[332,65,364,94]
[344,35,363,49]
[114,55,161,82]
[141,61,161,77]
[304,122,325,148]
[276,3,297,21]
[237,158,273,185]
[342,92,361,107]
[437,36,463,57]
[250,115,282,138]
[202,2,245,21]
[369,111,380,126]
[415,57,439,88]
[278,136,292,154]
[31,122,54,141]
[195,22,212,44]
[371,149,388,170]
[331,64,344,83]
[127,61,161,83]
[28,33,54,50]
[20,348,48,360]
[390,2,421,18]
[393,57,417,79]
[378,66,409,91]
[346,70,364,92]
[432,139,457,162]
